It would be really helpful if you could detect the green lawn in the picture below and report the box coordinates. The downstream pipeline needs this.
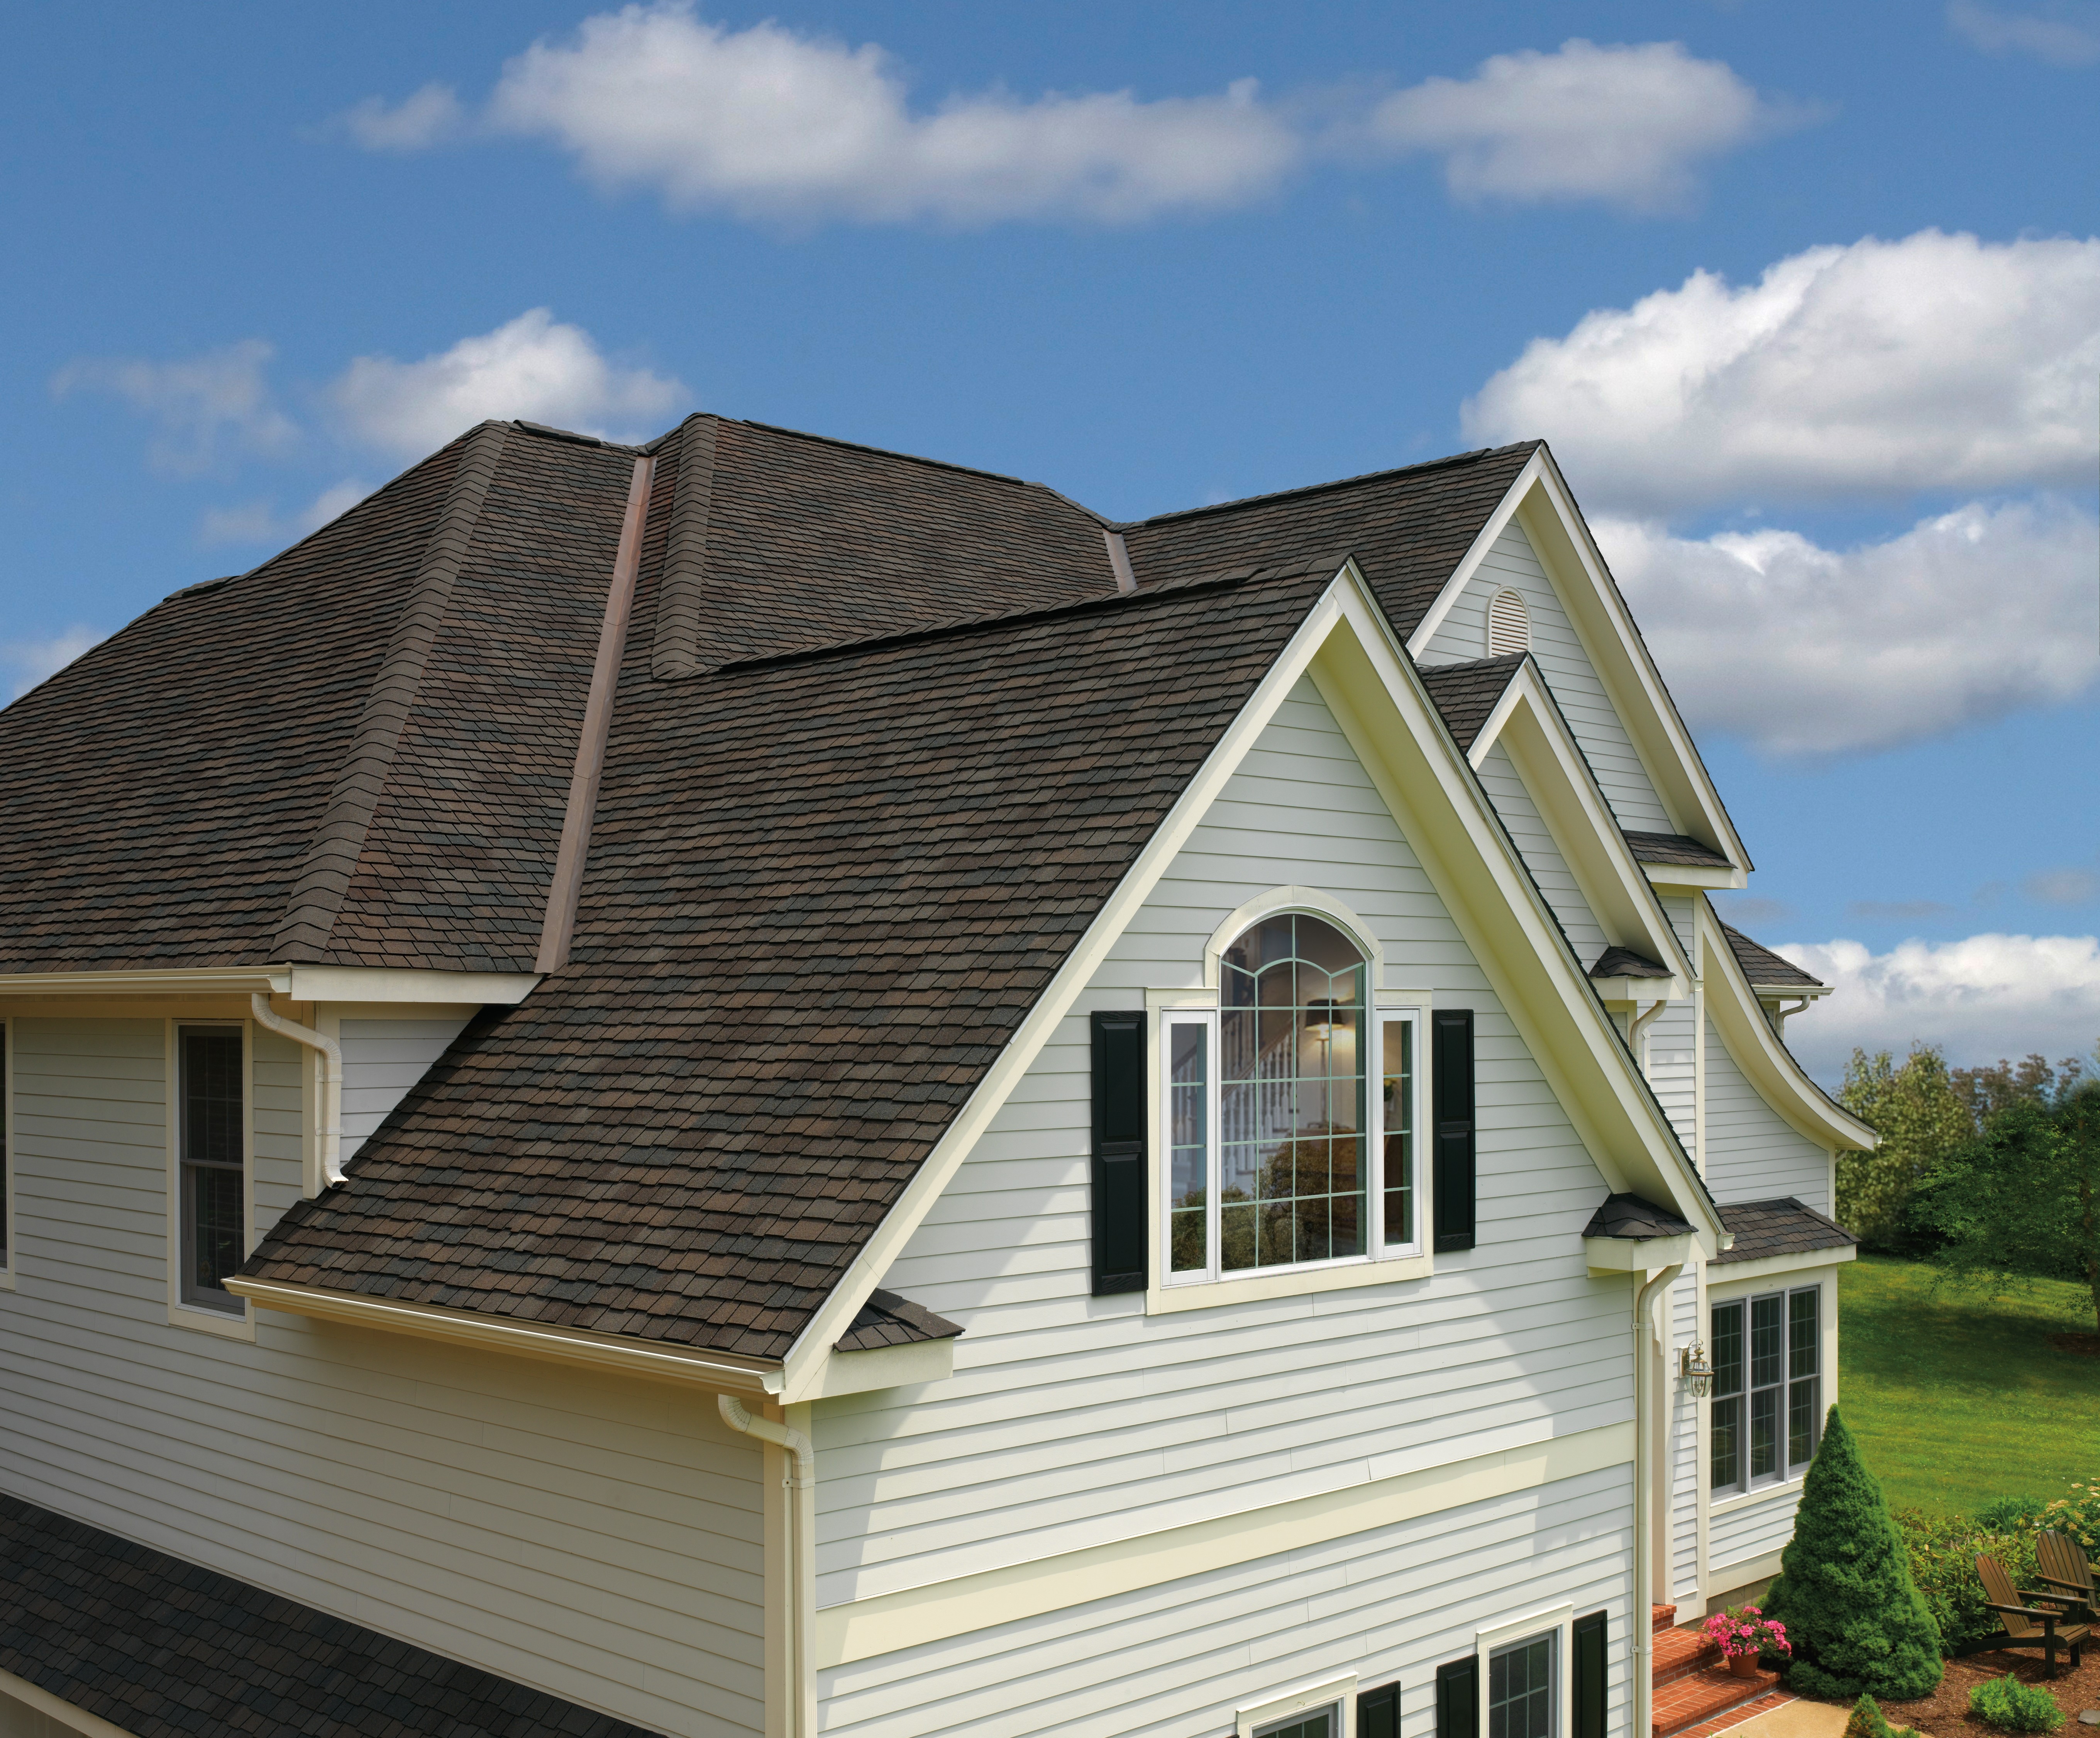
[1838,1253,2100,1514]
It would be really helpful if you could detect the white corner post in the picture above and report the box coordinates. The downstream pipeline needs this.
[1632,1260,1684,1738]
[249,992,344,1190]
[721,1393,816,1738]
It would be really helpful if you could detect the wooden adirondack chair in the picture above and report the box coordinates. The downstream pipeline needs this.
[1976,1552,2090,1677]
[2036,1531,2096,1619]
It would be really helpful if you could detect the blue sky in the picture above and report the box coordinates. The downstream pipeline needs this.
[5,0,2097,1079]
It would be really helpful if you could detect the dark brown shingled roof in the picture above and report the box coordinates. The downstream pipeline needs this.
[1581,1192,1695,1240]
[1120,443,1539,641]
[1417,653,1527,750]
[1590,946,1673,980]
[1721,922,1824,990]
[1623,830,1732,868]
[835,1288,964,1353]
[1712,1197,1856,1263]
[242,552,1344,1361]
[0,1492,665,1738]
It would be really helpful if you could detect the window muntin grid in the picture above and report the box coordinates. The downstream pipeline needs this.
[1710,1285,1821,1494]
[1489,1633,1556,1738]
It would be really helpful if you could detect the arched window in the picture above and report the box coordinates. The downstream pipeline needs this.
[1167,912,1418,1279]
[1487,588,1531,656]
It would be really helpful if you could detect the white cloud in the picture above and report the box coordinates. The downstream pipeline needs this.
[51,339,298,475]
[1780,933,2100,1080]
[199,479,372,547]
[1595,498,2099,755]
[477,3,1301,225]
[1367,39,1796,215]
[1948,0,2100,65]
[1465,229,2100,516]
[2027,865,2100,905]
[3,627,105,700]
[339,82,465,150]
[329,309,686,456]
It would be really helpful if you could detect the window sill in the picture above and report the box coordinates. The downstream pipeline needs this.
[1709,1478,1804,1515]
[1148,1250,1432,1313]
[168,1299,254,1341]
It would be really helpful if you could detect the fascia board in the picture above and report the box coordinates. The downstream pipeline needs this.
[1697,901,1877,1151]
[1707,1245,1856,1287]
[1516,458,1749,868]
[1469,665,1693,981]
[1584,1233,1696,1274]
[1310,584,1719,1249]
[811,1337,957,1398]
[226,1278,780,1395]
[1642,862,1748,892]
[0,965,540,1004]
[1405,448,1550,655]
[774,573,1360,1402]
[0,966,283,998]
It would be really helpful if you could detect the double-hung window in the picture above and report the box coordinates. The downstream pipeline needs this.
[178,1026,246,1313]
[1489,1632,1557,1738]
[1164,912,1422,1282]
[1710,1286,1821,1493]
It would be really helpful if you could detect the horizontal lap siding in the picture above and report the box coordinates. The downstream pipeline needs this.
[816,681,1635,1728]
[1475,743,1607,965]
[1646,1000,1697,1151]
[1709,1487,1801,1583]
[0,1017,764,1738]
[339,1017,471,1160]
[822,1467,1633,1738]
[1703,1024,1833,1214]
[1420,525,1671,833]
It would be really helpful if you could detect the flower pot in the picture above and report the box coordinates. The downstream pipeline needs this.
[1726,1654,1761,1679]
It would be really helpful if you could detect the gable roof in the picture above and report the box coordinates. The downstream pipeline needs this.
[0,1492,664,1738]
[1720,922,1824,992]
[1416,653,1527,751]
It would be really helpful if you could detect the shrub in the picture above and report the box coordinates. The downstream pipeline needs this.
[1893,1508,2042,1654]
[1844,1694,1893,1738]
[1976,1496,2051,1531]
[2036,1478,2100,1554]
[1766,1408,1943,1699]
[1968,1672,2064,1733]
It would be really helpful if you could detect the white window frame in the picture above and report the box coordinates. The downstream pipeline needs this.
[164,1018,254,1340]
[1707,1278,1824,1499]
[1236,1671,1357,1738]
[1160,999,1427,1289]
[1476,1604,1573,1738]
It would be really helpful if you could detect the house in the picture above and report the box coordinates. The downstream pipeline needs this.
[0,415,1874,1738]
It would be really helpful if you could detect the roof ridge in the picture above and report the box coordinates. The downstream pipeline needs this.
[270,422,510,961]
[651,416,717,682]
[732,417,1038,487]
[1130,441,1542,529]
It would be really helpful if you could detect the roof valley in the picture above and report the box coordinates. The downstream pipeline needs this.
[270,424,510,962]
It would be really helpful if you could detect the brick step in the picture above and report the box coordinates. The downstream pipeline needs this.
[1651,1663,1784,1738]
[1653,1625,1721,1687]
[1666,1689,1792,1738]
[1652,1604,1678,1635]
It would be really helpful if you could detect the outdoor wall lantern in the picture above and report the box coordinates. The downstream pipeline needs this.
[1679,1342,1714,1398]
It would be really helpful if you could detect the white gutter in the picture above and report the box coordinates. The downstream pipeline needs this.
[1632,1260,1686,1738]
[721,1395,816,1738]
[249,992,345,1189]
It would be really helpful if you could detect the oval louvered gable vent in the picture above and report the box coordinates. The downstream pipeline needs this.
[1487,588,1530,656]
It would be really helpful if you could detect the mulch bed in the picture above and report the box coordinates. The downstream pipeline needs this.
[2046,1333,2100,1357]
[1797,1645,2100,1736]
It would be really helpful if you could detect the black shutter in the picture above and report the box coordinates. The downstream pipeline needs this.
[1573,1610,1608,1738]
[1432,1008,1476,1251]
[1435,1656,1478,1738]
[1358,1680,1401,1738]
[1091,1011,1147,1295]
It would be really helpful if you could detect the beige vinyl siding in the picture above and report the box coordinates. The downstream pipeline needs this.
[1667,1271,1701,1605]
[1475,742,1609,967]
[1703,1023,1834,1214]
[1709,1485,1802,1584]
[821,1465,1633,1738]
[813,680,1638,1723]
[1644,1000,1697,1150]
[0,1016,764,1738]
[1421,524,1673,833]
[339,1016,470,1160]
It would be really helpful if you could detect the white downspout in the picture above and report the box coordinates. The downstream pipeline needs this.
[249,992,345,1190]
[721,1393,815,1738]
[1633,1260,1685,1738]
[1628,998,1666,1068]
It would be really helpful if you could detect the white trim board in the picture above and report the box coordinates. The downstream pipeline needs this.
[815,1419,1634,1667]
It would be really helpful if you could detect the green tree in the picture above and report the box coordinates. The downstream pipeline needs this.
[1765,1408,1942,1700]
[1919,1078,2100,1333]
[1837,1048,1973,1250]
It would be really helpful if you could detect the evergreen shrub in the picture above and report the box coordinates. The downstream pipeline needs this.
[1968,1673,2064,1733]
[1766,1408,1943,1699]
